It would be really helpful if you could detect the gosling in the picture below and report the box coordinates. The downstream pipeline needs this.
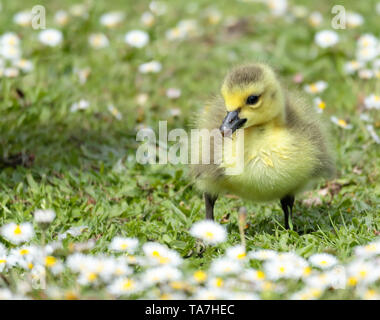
[190,63,335,229]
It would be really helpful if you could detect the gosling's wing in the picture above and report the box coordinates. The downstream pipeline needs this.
[285,91,336,179]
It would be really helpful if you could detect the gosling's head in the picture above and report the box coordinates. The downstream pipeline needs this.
[219,63,285,135]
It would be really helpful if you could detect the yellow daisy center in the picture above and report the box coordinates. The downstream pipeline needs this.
[205,231,214,239]
[310,84,318,93]
[193,270,207,282]
[87,272,98,282]
[347,276,358,286]
[152,250,161,257]
[123,279,134,290]
[215,278,224,287]
[45,256,56,267]
[338,119,347,127]
[237,252,246,259]
[318,101,326,109]
[14,225,22,235]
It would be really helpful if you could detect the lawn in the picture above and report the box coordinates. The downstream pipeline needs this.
[0,0,380,300]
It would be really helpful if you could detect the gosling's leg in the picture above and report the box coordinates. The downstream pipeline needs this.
[204,192,217,220]
[280,195,295,230]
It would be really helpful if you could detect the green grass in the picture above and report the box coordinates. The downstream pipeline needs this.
[0,0,380,299]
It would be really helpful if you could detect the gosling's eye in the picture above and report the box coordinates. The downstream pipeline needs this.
[246,95,260,105]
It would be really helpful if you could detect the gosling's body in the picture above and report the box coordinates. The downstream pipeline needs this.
[191,63,335,228]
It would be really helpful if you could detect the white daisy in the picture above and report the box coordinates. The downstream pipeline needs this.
[66,253,91,273]
[189,220,227,244]
[192,288,228,300]
[309,253,338,269]
[166,88,181,99]
[77,270,100,286]
[149,1,167,16]
[266,0,288,16]
[143,266,182,284]
[54,10,69,26]
[1,33,20,47]
[8,245,40,270]
[356,46,379,62]
[357,34,378,48]
[112,258,133,277]
[359,113,371,122]
[13,11,32,26]
[142,242,182,266]
[100,12,124,28]
[44,255,64,275]
[264,259,297,280]
[313,97,326,113]
[169,108,181,117]
[204,8,222,25]
[13,59,33,73]
[290,5,308,19]
[0,289,13,300]
[225,245,247,261]
[109,236,138,253]
[38,29,63,47]
[3,67,19,78]
[70,99,90,112]
[364,94,380,109]
[343,60,364,74]
[107,277,143,296]
[308,11,323,27]
[304,272,336,289]
[69,4,88,18]
[355,240,380,258]
[346,260,380,286]
[74,67,91,84]
[141,12,155,27]
[358,69,374,79]
[138,61,162,74]
[88,33,109,49]
[366,125,380,144]
[177,20,199,36]
[136,93,148,105]
[165,27,187,41]
[240,269,266,283]
[358,288,380,300]
[125,30,149,48]
[108,104,122,120]
[303,81,328,94]
[34,209,56,224]
[373,59,380,70]
[248,249,278,261]
[0,45,21,61]
[330,116,353,130]
[315,30,339,48]
[210,257,242,275]
[291,287,323,300]
[58,225,88,240]
[1,222,34,244]
[346,12,364,28]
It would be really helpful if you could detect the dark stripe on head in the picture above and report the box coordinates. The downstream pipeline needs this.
[224,65,263,89]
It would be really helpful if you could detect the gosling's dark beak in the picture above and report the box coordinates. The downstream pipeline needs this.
[220,110,247,137]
